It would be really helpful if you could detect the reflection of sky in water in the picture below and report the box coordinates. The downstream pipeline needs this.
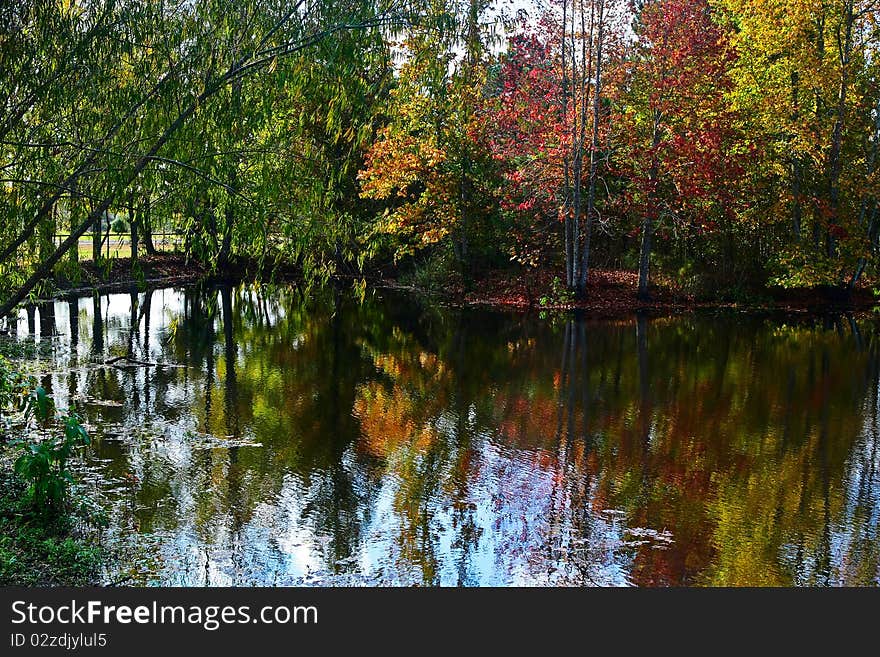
[8,285,880,586]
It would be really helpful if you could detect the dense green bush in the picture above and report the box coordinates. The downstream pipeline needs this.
[111,217,129,234]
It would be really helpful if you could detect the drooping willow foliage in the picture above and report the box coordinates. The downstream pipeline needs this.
[0,0,413,314]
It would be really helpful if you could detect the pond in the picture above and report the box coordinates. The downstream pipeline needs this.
[8,283,880,586]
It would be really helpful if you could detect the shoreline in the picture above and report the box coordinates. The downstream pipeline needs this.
[364,268,880,318]
[23,253,880,318]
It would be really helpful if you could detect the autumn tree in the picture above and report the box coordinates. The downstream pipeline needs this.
[616,0,744,299]
[484,20,567,268]
[560,0,620,295]
[483,2,622,293]
[358,0,501,277]
[717,0,880,289]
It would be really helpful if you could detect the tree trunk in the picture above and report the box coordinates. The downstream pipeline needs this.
[68,192,79,266]
[219,75,242,269]
[141,197,156,255]
[455,0,480,280]
[638,213,654,301]
[218,212,233,268]
[790,71,802,240]
[458,156,470,277]
[571,157,582,288]
[39,203,56,264]
[578,0,605,295]
[638,114,663,301]
[92,211,101,262]
[568,0,583,290]
[827,0,854,262]
[564,169,573,288]
[561,0,572,288]
[104,217,111,259]
[850,202,878,289]
[129,193,139,266]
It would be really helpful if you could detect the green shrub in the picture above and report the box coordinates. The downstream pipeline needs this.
[400,249,459,292]
[539,276,575,307]
[111,217,129,234]
[11,387,90,513]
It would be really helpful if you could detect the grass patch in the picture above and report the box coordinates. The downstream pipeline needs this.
[0,465,105,586]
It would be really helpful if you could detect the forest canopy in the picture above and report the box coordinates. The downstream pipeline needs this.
[1,0,878,313]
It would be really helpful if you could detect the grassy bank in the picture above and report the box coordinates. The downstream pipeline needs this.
[0,463,105,586]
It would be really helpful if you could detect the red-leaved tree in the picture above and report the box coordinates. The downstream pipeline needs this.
[615,0,746,298]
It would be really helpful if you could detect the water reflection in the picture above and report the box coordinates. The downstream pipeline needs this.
[11,285,880,586]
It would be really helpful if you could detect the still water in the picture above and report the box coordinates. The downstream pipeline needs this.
[10,283,880,586]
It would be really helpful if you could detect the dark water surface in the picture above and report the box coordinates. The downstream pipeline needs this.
[10,284,880,585]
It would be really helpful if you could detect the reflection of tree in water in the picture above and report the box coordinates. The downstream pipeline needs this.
[165,283,378,579]
[354,309,880,585]
[289,287,369,572]
[20,285,880,585]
